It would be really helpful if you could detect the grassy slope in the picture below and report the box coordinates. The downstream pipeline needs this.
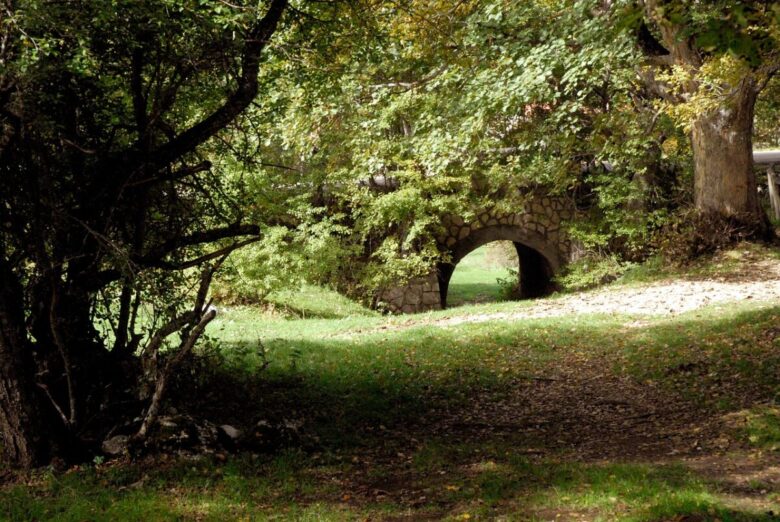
[3,246,780,521]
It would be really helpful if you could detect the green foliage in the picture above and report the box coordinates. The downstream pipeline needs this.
[756,75,780,148]
[555,254,634,292]
[228,0,780,292]
[213,216,357,305]
[661,1,780,65]
[495,268,521,300]
[230,0,695,291]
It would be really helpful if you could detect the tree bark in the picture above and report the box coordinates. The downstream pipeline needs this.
[691,79,763,220]
[0,259,46,468]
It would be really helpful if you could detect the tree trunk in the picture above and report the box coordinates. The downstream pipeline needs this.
[691,79,764,221]
[0,260,46,468]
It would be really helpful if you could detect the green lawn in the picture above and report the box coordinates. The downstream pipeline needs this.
[447,244,518,307]
[3,247,780,521]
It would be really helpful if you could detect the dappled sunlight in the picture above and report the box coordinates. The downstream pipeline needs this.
[5,298,780,520]
[7,250,780,520]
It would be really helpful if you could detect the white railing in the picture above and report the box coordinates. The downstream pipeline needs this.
[755,150,780,220]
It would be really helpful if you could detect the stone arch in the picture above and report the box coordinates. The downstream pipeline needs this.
[376,195,575,314]
[437,225,559,309]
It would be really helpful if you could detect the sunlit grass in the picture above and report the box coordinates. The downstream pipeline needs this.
[4,259,780,520]
[4,445,777,521]
[448,244,517,307]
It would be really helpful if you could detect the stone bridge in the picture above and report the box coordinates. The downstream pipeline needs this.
[379,195,576,313]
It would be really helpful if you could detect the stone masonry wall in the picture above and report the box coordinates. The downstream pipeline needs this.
[378,195,576,314]
[378,272,441,314]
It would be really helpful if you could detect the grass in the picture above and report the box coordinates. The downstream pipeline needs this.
[617,242,780,287]
[3,246,780,521]
[3,442,777,521]
[264,284,378,320]
[734,406,780,450]
[447,244,517,307]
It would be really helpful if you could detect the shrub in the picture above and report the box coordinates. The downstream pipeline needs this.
[654,209,772,263]
[496,268,521,300]
[555,254,634,292]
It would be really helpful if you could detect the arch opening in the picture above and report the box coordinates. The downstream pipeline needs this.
[444,243,519,307]
[437,226,557,309]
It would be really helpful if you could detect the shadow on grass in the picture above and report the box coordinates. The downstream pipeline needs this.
[3,304,780,520]
[197,304,780,448]
[3,447,777,521]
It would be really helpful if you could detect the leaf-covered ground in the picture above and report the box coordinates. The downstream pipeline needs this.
[2,245,780,521]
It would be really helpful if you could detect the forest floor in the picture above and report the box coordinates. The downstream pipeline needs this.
[2,244,780,521]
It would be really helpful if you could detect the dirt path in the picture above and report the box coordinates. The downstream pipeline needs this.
[334,253,780,519]
[340,348,780,520]
[340,256,780,338]
[437,273,780,327]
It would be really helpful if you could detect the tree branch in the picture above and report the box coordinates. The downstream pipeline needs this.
[135,308,216,439]
[127,160,212,188]
[131,46,148,139]
[135,265,221,440]
[140,237,260,271]
[138,223,260,264]
[147,0,288,170]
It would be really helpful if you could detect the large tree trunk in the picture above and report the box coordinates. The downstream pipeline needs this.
[0,260,46,468]
[691,79,764,221]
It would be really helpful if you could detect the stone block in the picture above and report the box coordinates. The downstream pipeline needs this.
[487,218,498,226]
[458,227,470,240]
[422,292,440,305]
[406,292,422,306]
[446,237,457,247]
[383,287,404,302]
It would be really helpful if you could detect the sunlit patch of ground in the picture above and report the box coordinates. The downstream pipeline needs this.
[3,245,780,521]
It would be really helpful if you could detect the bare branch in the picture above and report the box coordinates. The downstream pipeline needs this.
[135,308,216,440]
[35,383,69,426]
[138,223,260,266]
[49,287,76,426]
[148,0,288,170]
[142,237,260,271]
